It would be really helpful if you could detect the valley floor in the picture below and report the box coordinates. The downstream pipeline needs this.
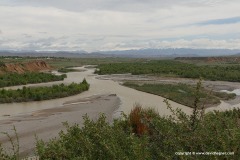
[1,66,240,157]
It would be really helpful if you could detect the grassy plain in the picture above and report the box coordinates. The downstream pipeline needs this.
[123,82,236,108]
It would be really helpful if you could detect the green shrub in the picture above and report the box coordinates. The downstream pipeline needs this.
[0,72,67,88]
[96,60,240,82]
[36,114,150,160]
[0,79,90,103]
[33,106,239,159]
[0,61,5,67]
[58,68,78,73]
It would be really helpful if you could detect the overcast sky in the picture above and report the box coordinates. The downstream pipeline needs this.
[0,0,239,52]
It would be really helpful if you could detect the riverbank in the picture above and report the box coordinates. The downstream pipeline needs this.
[0,94,120,157]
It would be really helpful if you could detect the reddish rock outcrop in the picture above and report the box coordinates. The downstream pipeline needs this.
[1,61,51,74]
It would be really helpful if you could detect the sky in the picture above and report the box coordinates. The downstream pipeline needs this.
[0,0,239,52]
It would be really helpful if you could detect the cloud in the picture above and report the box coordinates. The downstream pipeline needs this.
[22,34,32,38]
[159,39,240,49]
[0,34,239,51]
[99,39,240,51]
[196,16,240,26]
[0,0,232,12]
[0,1,239,51]
[38,32,48,34]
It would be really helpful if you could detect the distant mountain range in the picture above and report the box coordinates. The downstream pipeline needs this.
[0,48,240,58]
[98,48,240,57]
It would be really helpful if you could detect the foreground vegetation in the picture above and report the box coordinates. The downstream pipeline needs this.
[123,82,236,107]
[0,79,89,103]
[1,107,239,159]
[0,72,66,88]
[33,107,239,159]
[96,60,240,82]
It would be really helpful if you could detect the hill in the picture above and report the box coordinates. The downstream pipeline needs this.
[0,60,51,74]
[1,48,240,58]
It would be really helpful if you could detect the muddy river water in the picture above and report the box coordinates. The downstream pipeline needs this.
[0,66,192,120]
[0,66,239,120]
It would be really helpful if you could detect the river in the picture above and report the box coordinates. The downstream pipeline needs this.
[0,66,192,120]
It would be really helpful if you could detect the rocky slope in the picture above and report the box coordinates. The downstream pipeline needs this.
[0,60,51,74]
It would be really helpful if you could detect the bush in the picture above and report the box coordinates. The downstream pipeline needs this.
[33,106,239,159]
[0,72,67,88]
[36,114,150,160]
[0,61,5,67]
